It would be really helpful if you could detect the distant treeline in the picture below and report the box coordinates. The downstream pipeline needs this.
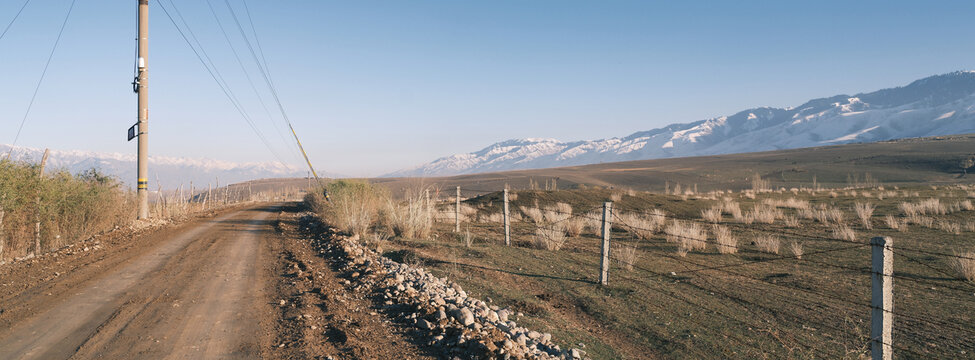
[0,160,134,262]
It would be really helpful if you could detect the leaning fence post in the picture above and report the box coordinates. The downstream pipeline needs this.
[599,202,613,285]
[455,186,461,233]
[870,236,893,360]
[503,188,511,246]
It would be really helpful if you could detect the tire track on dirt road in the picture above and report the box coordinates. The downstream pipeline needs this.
[0,206,274,359]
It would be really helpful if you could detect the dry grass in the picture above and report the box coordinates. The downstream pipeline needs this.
[907,214,934,228]
[712,225,737,254]
[520,206,545,224]
[790,241,804,259]
[745,204,782,224]
[618,211,665,240]
[936,220,961,235]
[853,202,875,229]
[534,224,567,251]
[610,192,623,202]
[665,220,707,253]
[543,202,573,223]
[783,215,800,228]
[831,225,857,242]
[565,217,586,237]
[899,198,947,216]
[800,205,845,225]
[959,200,974,211]
[614,243,641,271]
[481,212,504,223]
[384,189,433,239]
[754,235,780,254]
[722,201,743,221]
[885,215,908,232]
[952,251,975,282]
[461,227,474,247]
[584,210,603,236]
[762,197,810,210]
[701,207,722,223]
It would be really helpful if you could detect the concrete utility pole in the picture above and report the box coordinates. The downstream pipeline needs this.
[135,0,150,219]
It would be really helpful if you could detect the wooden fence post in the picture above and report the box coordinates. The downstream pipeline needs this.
[503,188,511,246]
[455,186,461,233]
[32,149,49,256]
[871,236,893,360]
[599,202,613,285]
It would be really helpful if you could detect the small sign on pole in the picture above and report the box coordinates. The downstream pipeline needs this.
[127,124,138,141]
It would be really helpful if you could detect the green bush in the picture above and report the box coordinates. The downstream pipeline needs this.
[0,160,135,261]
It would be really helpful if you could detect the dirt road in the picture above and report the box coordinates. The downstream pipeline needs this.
[0,204,433,360]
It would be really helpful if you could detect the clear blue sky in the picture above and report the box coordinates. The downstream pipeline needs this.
[2,0,974,176]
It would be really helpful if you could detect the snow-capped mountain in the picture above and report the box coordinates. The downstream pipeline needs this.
[388,71,975,177]
[0,144,317,188]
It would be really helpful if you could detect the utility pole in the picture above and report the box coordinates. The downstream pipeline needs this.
[135,0,150,219]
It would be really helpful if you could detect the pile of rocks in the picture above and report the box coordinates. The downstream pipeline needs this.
[310,219,589,359]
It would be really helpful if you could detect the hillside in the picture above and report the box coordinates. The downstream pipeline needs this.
[389,71,975,177]
[374,134,975,197]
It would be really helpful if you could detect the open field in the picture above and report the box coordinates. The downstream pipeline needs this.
[366,183,975,359]
[373,134,975,198]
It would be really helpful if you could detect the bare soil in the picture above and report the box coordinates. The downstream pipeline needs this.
[0,203,434,360]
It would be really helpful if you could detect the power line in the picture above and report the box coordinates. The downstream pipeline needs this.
[0,0,31,42]
[221,0,325,183]
[156,0,292,170]
[6,0,76,159]
[204,0,301,163]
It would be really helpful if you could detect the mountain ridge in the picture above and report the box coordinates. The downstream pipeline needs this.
[387,71,975,177]
[0,144,330,188]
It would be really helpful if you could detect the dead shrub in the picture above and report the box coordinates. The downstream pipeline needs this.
[854,202,875,229]
[614,243,640,271]
[790,241,804,259]
[831,225,857,242]
[384,188,433,239]
[565,217,586,237]
[534,224,567,251]
[885,215,908,232]
[665,220,706,252]
[783,215,800,228]
[712,225,737,254]
[754,235,780,254]
[520,206,545,224]
[701,207,722,223]
[618,211,665,240]
[543,202,573,223]
[951,250,975,282]
[937,220,961,235]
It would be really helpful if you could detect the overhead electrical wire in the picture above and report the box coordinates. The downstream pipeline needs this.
[6,0,76,160]
[0,0,32,42]
[221,0,326,185]
[203,0,302,164]
[156,0,292,170]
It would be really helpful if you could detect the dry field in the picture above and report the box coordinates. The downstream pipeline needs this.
[369,183,975,359]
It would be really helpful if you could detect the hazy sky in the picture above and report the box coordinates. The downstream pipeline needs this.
[2,1,974,176]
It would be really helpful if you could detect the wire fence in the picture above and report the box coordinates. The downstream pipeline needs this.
[419,186,975,358]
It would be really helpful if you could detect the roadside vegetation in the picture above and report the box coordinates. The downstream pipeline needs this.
[0,160,135,262]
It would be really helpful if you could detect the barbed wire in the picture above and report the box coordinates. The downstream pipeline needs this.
[606,253,939,358]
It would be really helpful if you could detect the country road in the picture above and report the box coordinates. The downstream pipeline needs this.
[0,204,434,360]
